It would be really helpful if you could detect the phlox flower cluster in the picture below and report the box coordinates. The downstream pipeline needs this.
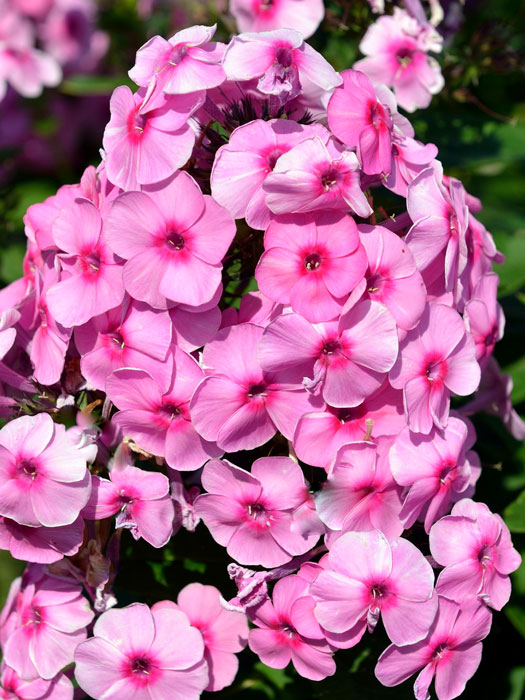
[0,0,108,101]
[0,7,521,700]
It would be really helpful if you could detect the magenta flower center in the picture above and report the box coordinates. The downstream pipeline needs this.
[320,167,340,191]
[370,582,387,601]
[259,0,274,10]
[83,250,101,274]
[275,47,293,68]
[396,47,414,67]
[322,340,342,356]
[133,112,147,134]
[246,502,273,528]
[425,358,446,383]
[266,148,284,171]
[18,459,38,480]
[161,402,182,420]
[432,642,449,660]
[247,383,267,398]
[170,44,188,65]
[28,606,43,626]
[477,543,495,567]
[280,621,298,639]
[165,231,185,250]
[304,252,322,271]
[130,657,152,676]
[108,330,125,348]
[367,272,385,294]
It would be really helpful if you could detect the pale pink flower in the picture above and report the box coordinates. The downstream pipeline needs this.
[0,663,73,700]
[354,8,444,112]
[82,464,174,548]
[155,583,249,691]
[315,439,404,538]
[105,171,235,309]
[389,415,481,533]
[75,296,172,391]
[223,30,340,110]
[327,69,412,176]
[46,198,124,328]
[0,514,84,564]
[385,134,438,198]
[406,167,469,294]
[358,223,426,330]
[74,603,208,700]
[28,265,71,386]
[389,303,480,434]
[256,211,366,322]
[430,498,521,611]
[259,301,398,408]
[293,381,405,470]
[249,575,336,681]
[311,530,437,646]
[195,457,319,568]
[211,119,329,230]
[3,569,94,681]
[129,25,226,94]
[106,348,222,471]
[169,304,221,352]
[102,85,203,191]
[461,357,525,441]
[264,136,373,218]
[23,182,82,251]
[459,213,504,305]
[0,413,91,528]
[190,322,321,452]
[375,596,492,700]
[464,272,504,368]
[230,0,325,39]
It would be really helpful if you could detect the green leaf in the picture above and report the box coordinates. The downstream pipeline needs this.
[505,605,525,639]
[61,74,134,96]
[255,663,293,691]
[507,666,525,700]
[504,490,525,532]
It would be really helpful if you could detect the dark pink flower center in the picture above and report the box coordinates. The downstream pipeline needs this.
[275,46,293,68]
[477,543,495,567]
[367,272,385,294]
[247,383,267,398]
[304,252,322,271]
[161,402,182,420]
[322,340,342,356]
[246,502,274,529]
[448,210,459,236]
[82,250,101,274]
[280,621,298,638]
[425,358,447,383]
[484,326,498,347]
[18,459,38,480]
[267,148,284,171]
[369,101,388,129]
[27,606,43,627]
[321,167,340,191]
[396,47,414,66]
[370,582,388,601]
[108,330,125,349]
[432,642,450,660]
[170,44,188,65]
[130,657,152,676]
[258,0,275,12]
[165,231,185,250]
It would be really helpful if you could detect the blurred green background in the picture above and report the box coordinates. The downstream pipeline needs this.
[1,0,524,697]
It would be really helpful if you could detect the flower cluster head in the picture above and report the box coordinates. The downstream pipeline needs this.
[0,6,521,700]
[0,0,108,102]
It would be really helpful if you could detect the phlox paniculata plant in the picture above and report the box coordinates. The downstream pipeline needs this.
[0,3,522,699]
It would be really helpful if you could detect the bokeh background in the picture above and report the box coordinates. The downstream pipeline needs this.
[1,0,524,697]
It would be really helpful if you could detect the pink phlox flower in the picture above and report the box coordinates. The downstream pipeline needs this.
[327,69,412,177]
[106,348,222,471]
[195,457,320,568]
[458,214,504,309]
[129,24,226,95]
[38,0,109,72]
[190,322,322,452]
[358,223,426,330]
[26,264,71,386]
[385,133,438,197]
[389,415,481,533]
[259,301,398,408]
[0,662,73,700]
[249,574,336,681]
[0,413,91,528]
[75,296,172,391]
[74,602,208,700]
[0,7,61,100]
[375,596,492,700]
[230,0,325,39]
[315,439,404,539]
[256,212,367,322]
[223,30,341,112]
[23,183,82,252]
[263,135,373,218]
[293,380,405,470]
[354,8,444,112]
[170,471,201,533]
[311,530,438,647]
[105,170,235,309]
[236,291,286,327]
[3,568,94,681]
[464,272,504,368]
[211,118,329,230]
[389,302,480,434]
[156,583,249,692]
[406,166,469,295]
[0,309,34,394]
[82,463,174,548]
[223,564,270,613]
[0,514,84,564]
[45,198,124,328]
[461,357,525,441]
[102,84,203,191]
[430,498,521,611]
